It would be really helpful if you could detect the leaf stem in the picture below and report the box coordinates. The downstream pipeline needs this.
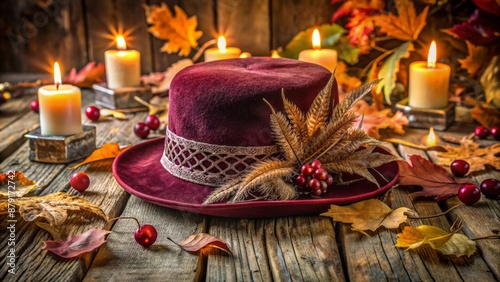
[107,216,141,229]
[405,203,462,219]
[471,235,500,241]
[192,39,217,62]
[167,237,181,247]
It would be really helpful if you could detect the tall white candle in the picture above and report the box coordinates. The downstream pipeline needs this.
[38,62,82,136]
[298,29,337,72]
[204,36,241,62]
[105,35,141,89]
[408,41,450,109]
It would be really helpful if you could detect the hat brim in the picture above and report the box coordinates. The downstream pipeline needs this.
[113,138,399,218]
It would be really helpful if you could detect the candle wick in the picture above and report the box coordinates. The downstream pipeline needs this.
[56,82,60,90]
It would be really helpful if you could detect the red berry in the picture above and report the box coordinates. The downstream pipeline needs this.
[491,126,500,141]
[313,168,329,181]
[458,184,481,206]
[301,164,314,176]
[311,189,322,196]
[144,115,160,131]
[309,178,321,190]
[134,224,157,247]
[70,172,90,192]
[480,178,500,198]
[450,160,470,177]
[30,100,39,113]
[85,105,100,121]
[294,175,308,187]
[474,125,490,139]
[134,122,150,139]
[325,174,334,186]
[311,159,322,170]
[320,181,328,191]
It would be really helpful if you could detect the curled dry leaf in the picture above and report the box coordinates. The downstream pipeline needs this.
[398,155,471,201]
[437,138,500,173]
[351,100,408,139]
[396,225,476,257]
[321,199,415,236]
[69,143,129,169]
[42,229,111,258]
[0,171,37,198]
[171,233,232,255]
[142,59,193,94]
[99,109,127,121]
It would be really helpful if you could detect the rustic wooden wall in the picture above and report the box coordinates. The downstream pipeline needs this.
[0,0,336,74]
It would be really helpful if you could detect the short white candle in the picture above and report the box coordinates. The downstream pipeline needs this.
[105,35,141,89]
[38,62,82,136]
[298,29,337,72]
[204,36,241,62]
[409,41,450,109]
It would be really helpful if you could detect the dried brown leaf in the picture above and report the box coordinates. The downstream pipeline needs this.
[470,103,500,129]
[42,229,111,258]
[0,171,37,198]
[459,41,488,77]
[437,139,500,173]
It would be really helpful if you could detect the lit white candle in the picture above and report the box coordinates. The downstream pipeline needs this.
[409,41,450,109]
[104,35,141,89]
[204,36,241,62]
[38,62,82,136]
[298,29,337,72]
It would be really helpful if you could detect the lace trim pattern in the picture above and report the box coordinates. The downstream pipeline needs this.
[161,129,278,187]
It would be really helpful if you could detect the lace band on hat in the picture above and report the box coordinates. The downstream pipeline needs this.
[161,128,279,187]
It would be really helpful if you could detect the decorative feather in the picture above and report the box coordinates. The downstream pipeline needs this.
[203,180,242,204]
[281,90,308,144]
[332,79,381,122]
[257,177,298,201]
[321,129,380,162]
[305,74,335,138]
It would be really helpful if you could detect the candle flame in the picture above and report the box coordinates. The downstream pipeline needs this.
[427,41,436,68]
[312,29,321,49]
[54,62,62,85]
[425,127,438,146]
[271,50,280,58]
[116,35,127,50]
[239,52,251,58]
[217,36,227,53]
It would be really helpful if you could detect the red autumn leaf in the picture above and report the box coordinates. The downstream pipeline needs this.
[397,155,471,201]
[173,233,232,255]
[472,0,500,16]
[63,61,105,88]
[41,229,111,258]
[443,9,500,46]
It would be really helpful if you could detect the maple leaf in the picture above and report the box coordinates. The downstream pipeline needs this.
[458,41,487,77]
[398,155,470,201]
[169,233,232,255]
[42,229,111,258]
[396,225,476,257]
[68,143,129,169]
[345,8,378,47]
[321,199,415,236]
[144,4,202,57]
[372,0,429,41]
[351,100,408,139]
[63,62,105,88]
[0,171,36,198]
[437,139,500,173]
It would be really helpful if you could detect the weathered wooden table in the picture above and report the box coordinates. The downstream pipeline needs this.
[1,77,499,281]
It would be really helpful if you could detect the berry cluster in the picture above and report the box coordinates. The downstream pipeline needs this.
[134,115,160,139]
[475,125,500,140]
[294,160,334,196]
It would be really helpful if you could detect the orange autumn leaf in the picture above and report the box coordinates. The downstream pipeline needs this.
[69,143,129,169]
[144,4,202,56]
[0,171,37,198]
[170,233,232,255]
[458,41,487,77]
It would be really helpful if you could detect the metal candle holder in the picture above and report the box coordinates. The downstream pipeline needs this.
[25,125,96,163]
[395,98,455,131]
[93,83,152,109]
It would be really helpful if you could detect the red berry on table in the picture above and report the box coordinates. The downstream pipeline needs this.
[313,168,329,181]
[325,174,334,186]
[144,115,160,131]
[450,160,470,177]
[85,105,100,121]
[70,172,90,192]
[480,178,500,198]
[311,159,322,170]
[134,224,158,247]
[458,184,481,206]
[30,100,39,113]
[490,126,500,141]
[134,122,150,139]
[301,164,314,176]
[474,125,490,139]
[294,175,308,187]
[309,178,321,191]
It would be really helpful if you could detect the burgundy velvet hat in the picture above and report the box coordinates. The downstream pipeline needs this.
[113,58,399,218]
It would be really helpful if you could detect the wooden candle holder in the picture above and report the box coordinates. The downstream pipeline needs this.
[25,125,96,164]
[395,98,455,131]
[93,83,152,109]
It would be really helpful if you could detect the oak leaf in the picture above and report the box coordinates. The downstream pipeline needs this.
[144,4,202,56]
[396,225,476,257]
[437,138,500,173]
[398,155,471,201]
[63,61,105,88]
[171,233,232,255]
[68,143,129,169]
[42,229,111,258]
[372,0,429,41]
[351,100,408,139]
[0,171,36,198]
[321,199,414,235]
[458,41,487,77]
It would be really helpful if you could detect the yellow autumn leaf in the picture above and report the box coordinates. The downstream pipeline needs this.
[144,4,203,57]
[321,199,414,235]
[396,225,477,257]
[0,171,37,198]
[68,143,129,169]
[373,0,429,41]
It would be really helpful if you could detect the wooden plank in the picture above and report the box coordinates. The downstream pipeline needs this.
[207,216,345,281]
[84,197,206,281]
[217,0,270,56]
[271,0,337,50]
